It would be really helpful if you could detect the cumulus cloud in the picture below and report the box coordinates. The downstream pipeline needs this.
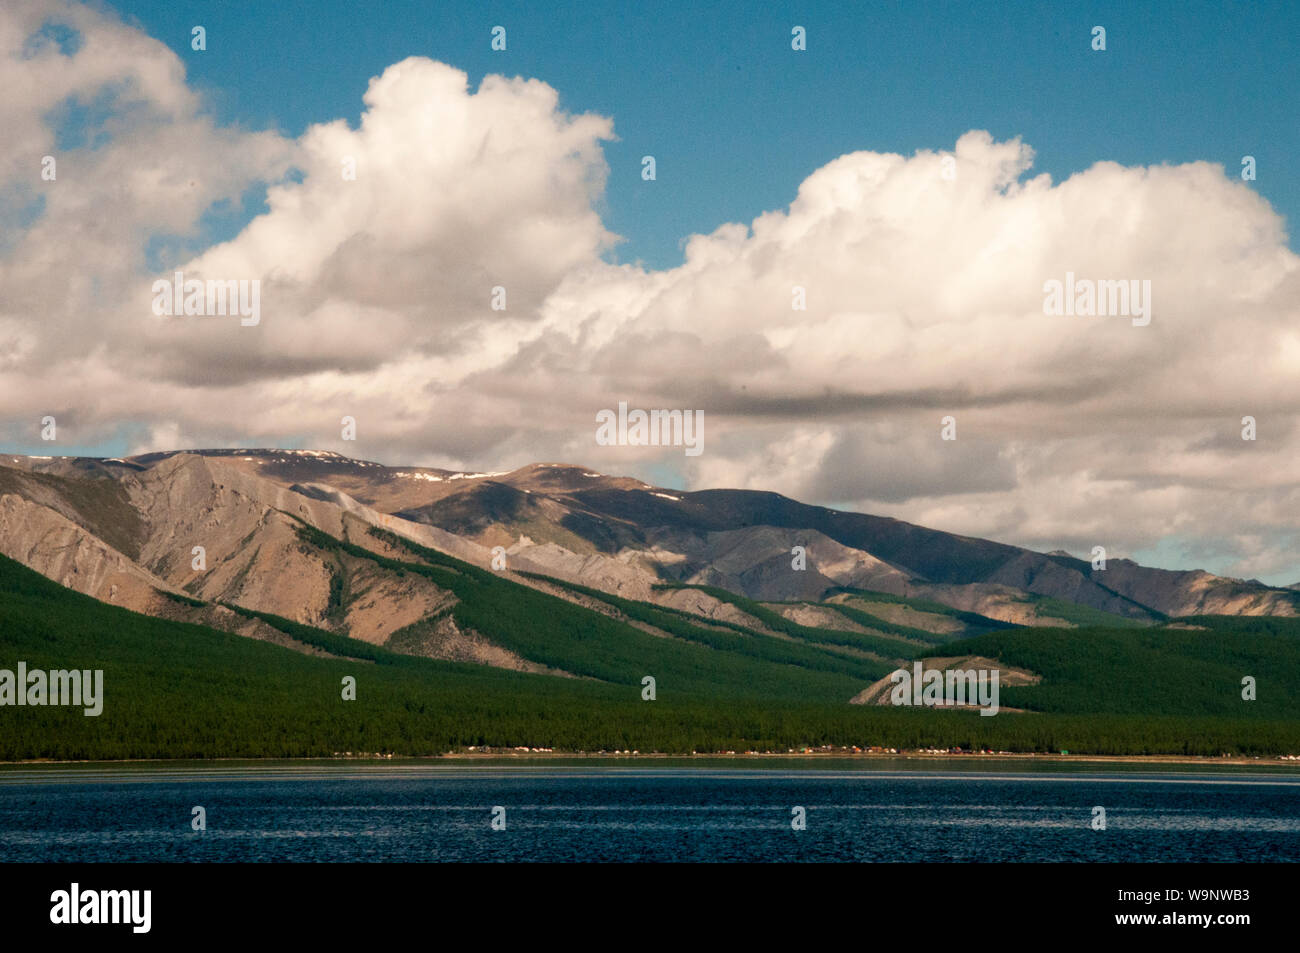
[2,2,1299,581]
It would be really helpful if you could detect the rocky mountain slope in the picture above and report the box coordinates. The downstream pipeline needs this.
[1,448,1295,677]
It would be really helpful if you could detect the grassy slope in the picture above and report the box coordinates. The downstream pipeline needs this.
[4,543,1300,759]
[528,575,917,667]
[821,585,1017,635]
[1025,595,1154,629]
[654,582,952,647]
[324,527,877,701]
[823,585,1149,633]
[925,622,1300,717]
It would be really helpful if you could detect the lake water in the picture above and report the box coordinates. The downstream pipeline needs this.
[2,759,1298,862]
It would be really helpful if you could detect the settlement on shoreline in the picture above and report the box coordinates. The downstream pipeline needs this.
[5,749,1300,769]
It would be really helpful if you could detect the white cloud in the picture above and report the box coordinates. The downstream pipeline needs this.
[3,3,1299,580]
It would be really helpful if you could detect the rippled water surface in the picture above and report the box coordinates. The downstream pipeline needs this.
[2,760,1297,862]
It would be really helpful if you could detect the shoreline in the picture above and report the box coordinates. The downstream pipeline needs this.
[4,750,1300,769]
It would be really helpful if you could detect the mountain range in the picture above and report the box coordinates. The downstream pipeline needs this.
[1,448,1296,677]
[6,447,1300,761]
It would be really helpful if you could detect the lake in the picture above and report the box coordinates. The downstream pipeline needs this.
[2,759,1298,862]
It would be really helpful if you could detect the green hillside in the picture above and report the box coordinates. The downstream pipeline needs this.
[655,582,964,646]
[822,585,1018,637]
[923,622,1300,717]
[4,542,1300,760]
[532,576,919,665]
[324,526,887,699]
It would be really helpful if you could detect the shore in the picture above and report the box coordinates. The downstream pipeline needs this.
[4,749,1300,769]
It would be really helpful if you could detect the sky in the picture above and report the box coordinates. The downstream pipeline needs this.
[2,0,1299,582]
[107,0,1300,269]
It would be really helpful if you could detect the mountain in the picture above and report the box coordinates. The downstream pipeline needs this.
[1,448,1296,674]
[4,523,1300,761]
[5,448,1300,760]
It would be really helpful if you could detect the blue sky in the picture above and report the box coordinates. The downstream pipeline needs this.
[112,0,1298,268]
[8,1,1300,584]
